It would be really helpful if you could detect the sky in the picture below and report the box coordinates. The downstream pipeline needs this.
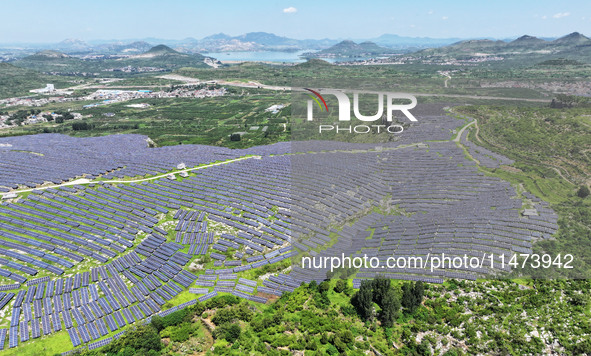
[2,0,591,43]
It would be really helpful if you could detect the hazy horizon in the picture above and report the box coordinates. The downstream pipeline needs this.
[1,0,590,43]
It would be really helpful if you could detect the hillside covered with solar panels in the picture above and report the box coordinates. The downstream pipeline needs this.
[0,104,561,352]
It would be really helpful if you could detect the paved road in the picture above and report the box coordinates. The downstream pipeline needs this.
[5,156,258,197]
[453,120,476,143]
[158,75,552,103]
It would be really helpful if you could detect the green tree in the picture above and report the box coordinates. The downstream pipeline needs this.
[150,315,164,332]
[351,280,373,320]
[402,282,414,311]
[334,279,346,293]
[577,185,590,198]
[372,276,391,306]
[379,288,400,328]
[225,323,241,343]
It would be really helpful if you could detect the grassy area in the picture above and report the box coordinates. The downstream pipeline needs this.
[455,105,591,279]
[2,329,73,356]
[0,62,78,99]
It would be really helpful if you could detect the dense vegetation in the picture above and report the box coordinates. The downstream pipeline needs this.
[72,278,591,356]
[1,89,290,148]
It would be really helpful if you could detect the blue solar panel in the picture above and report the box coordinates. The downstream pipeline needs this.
[88,337,113,350]
[71,308,85,326]
[87,322,100,340]
[0,328,7,350]
[96,318,108,336]
[63,310,74,329]
[104,314,118,332]
[122,308,135,323]
[10,307,20,327]
[31,318,40,339]
[81,304,96,322]
[113,310,126,327]
[8,326,17,348]
[67,327,81,348]
[19,321,29,342]
[52,312,61,332]
[78,325,91,343]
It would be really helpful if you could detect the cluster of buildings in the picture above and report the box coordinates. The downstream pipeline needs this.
[340,54,505,66]
[102,66,170,73]
[0,86,227,110]
[0,111,86,130]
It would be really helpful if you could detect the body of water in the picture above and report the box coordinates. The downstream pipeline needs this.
[204,50,389,64]
[204,50,313,63]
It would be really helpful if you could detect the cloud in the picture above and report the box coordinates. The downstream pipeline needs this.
[541,15,547,20]
[428,10,434,15]
[441,16,448,20]
[553,12,570,19]
[283,7,297,14]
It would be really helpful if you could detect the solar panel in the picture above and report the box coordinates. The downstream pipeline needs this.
[71,308,85,326]
[87,322,100,340]
[67,327,81,347]
[8,326,17,348]
[82,304,97,321]
[122,308,135,323]
[78,325,91,343]
[63,309,74,329]
[10,307,20,327]
[89,301,104,319]
[19,321,29,342]
[52,312,61,332]
[104,314,118,332]
[113,310,126,327]
[41,315,51,335]
[88,337,113,350]
[31,318,40,339]
[96,318,108,336]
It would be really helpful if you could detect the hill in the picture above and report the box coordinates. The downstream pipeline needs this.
[408,32,591,65]
[508,35,546,47]
[303,40,397,58]
[121,44,211,68]
[13,45,212,75]
[140,44,180,56]
[0,62,71,99]
[15,50,88,73]
[552,32,591,46]
[294,58,333,68]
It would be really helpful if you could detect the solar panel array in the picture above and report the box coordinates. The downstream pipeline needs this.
[0,106,562,352]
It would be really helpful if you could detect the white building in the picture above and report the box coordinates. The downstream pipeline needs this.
[29,84,56,94]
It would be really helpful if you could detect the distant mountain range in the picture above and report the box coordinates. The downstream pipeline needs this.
[0,32,479,56]
[3,32,590,66]
[13,45,216,74]
[411,32,591,63]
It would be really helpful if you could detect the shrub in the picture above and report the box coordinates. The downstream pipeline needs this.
[334,279,346,293]
[577,185,590,198]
